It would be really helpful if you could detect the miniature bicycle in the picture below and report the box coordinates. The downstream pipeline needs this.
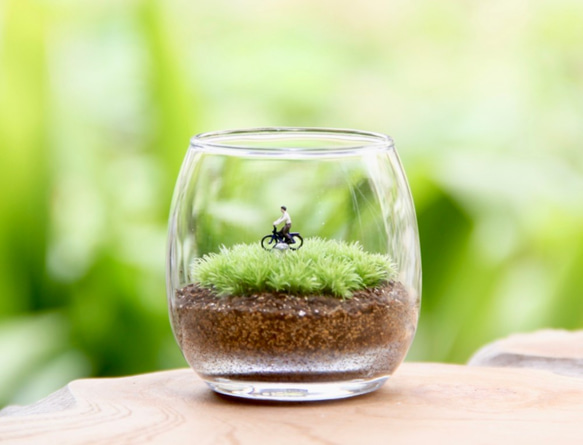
[261,226,304,250]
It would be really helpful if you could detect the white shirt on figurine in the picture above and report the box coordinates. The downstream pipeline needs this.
[274,211,291,226]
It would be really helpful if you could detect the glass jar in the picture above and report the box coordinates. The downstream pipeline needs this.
[167,127,421,401]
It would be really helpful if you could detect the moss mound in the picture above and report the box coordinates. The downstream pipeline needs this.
[191,238,396,299]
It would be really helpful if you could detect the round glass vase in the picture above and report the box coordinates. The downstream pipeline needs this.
[167,127,421,401]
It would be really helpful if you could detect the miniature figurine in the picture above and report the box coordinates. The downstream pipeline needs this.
[261,207,304,250]
[274,206,292,242]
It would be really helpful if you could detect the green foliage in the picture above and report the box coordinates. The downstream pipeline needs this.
[192,239,396,299]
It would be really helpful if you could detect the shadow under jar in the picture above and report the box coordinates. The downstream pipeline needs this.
[167,127,421,401]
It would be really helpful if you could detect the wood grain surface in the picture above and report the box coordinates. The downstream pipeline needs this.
[468,329,583,376]
[1,361,582,444]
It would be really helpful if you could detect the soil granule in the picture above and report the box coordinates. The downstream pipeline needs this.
[173,281,418,383]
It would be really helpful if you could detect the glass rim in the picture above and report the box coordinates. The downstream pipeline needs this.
[189,127,394,155]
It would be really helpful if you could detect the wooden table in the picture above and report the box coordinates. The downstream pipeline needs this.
[1,330,582,444]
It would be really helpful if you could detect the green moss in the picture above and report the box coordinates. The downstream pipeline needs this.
[191,238,397,299]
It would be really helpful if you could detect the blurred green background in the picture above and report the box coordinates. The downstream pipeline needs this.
[1,0,583,406]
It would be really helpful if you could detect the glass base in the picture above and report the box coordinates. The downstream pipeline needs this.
[205,376,388,402]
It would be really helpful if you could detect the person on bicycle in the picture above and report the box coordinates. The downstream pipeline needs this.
[273,206,293,243]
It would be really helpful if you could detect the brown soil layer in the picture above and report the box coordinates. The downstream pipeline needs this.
[173,281,418,382]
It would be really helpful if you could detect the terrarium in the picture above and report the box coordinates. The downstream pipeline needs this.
[166,127,421,401]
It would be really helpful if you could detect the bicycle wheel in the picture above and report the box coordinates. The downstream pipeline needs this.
[261,235,275,250]
[289,234,303,250]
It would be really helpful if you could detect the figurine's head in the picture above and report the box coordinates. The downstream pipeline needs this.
[281,206,287,213]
